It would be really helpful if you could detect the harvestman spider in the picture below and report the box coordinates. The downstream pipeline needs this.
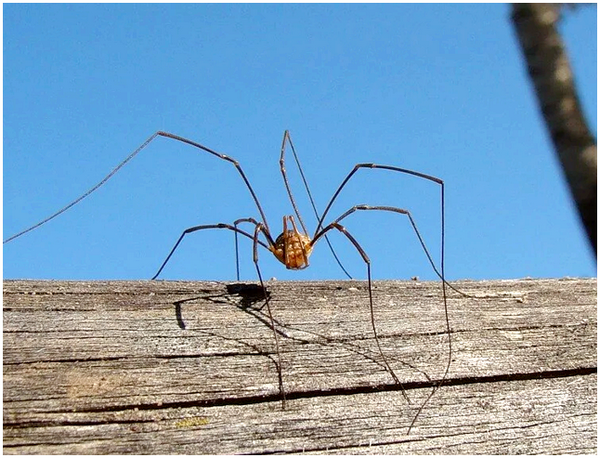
[4,130,456,434]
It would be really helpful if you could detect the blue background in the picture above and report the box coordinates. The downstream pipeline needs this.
[4,4,597,281]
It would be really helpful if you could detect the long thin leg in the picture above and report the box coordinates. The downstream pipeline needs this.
[353,206,466,297]
[233,217,274,281]
[156,220,287,406]
[319,204,466,296]
[4,131,272,243]
[315,163,444,238]
[315,164,471,298]
[310,221,412,405]
[279,131,309,235]
[252,222,287,408]
[315,204,452,433]
[314,164,445,284]
[279,131,352,279]
[151,223,271,280]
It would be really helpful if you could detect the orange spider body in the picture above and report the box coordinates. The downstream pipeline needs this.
[271,216,313,269]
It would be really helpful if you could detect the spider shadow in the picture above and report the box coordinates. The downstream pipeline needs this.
[171,283,427,376]
[170,284,388,378]
[172,283,273,332]
[171,283,435,405]
[170,283,290,378]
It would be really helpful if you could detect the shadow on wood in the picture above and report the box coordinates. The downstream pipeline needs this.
[3,278,597,454]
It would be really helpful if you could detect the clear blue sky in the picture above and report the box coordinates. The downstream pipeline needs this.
[4,4,597,282]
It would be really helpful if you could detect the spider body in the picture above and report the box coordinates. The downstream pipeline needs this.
[271,216,313,269]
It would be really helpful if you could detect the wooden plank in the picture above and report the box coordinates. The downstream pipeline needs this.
[3,278,597,454]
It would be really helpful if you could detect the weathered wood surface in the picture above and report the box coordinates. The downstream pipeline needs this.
[3,277,597,454]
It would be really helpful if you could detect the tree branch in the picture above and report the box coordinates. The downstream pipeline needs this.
[511,3,597,255]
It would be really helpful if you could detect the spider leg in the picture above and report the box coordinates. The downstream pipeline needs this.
[313,164,445,285]
[310,222,411,405]
[151,223,271,280]
[280,131,352,279]
[252,222,287,409]
[4,131,272,244]
[313,164,446,294]
[323,204,466,296]
[316,204,451,434]
[315,163,472,298]
[315,163,444,238]
[233,218,275,281]
[279,131,309,235]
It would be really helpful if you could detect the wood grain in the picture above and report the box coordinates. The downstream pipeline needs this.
[3,278,597,454]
